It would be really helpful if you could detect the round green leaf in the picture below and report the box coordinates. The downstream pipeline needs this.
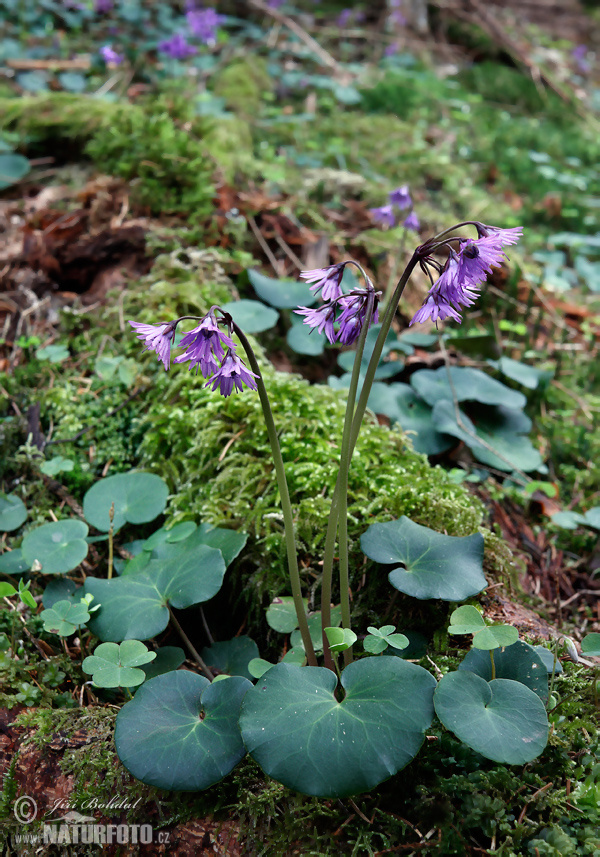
[0,493,27,532]
[240,658,436,798]
[266,596,308,634]
[42,579,78,608]
[0,153,31,189]
[582,634,600,658]
[472,625,519,650]
[201,636,260,680]
[411,366,526,410]
[36,344,70,364]
[0,582,16,598]
[434,672,548,764]
[286,322,325,356]
[488,357,551,390]
[84,543,226,641]
[248,269,317,309]
[550,511,586,530]
[367,384,453,455]
[459,640,549,701]
[83,471,168,532]
[361,516,486,601]
[531,645,562,675]
[0,549,29,575]
[583,508,600,530]
[291,607,342,652]
[40,456,74,477]
[21,520,89,574]
[143,521,197,551]
[115,671,251,790]
[363,636,388,654]
[220,299,278,334]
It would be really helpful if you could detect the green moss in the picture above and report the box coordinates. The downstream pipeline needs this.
[213,57,273,117]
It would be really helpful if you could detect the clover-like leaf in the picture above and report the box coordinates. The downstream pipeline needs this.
[21,520,89,574]
[471,625,519,650]
[448,605,486,635]
[84,543,226,641]
[82,640,156,688]
[364,626,409,654]
[115,671,251,789]
[83,471,168,532]
[459,640,549,702]
[434,672,548,764]
[41,599,92,636]
[0,493,27,532]
[361,516,486,601]
[240,658,436,798]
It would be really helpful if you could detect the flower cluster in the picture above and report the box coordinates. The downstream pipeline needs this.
[370,185,419,232]
[129,310,258,397]
[295,264,380,346]
[158,6,224,59]
[410,224,522,327]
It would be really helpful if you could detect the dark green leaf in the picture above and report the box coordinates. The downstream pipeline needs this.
[202,636,260,680]
[22,520,89,574]
[220,299,278,334]
[0,493,27,532]
[240,658,435,797]
[459,640,549,701]
[248,269,317,309]
[361,516,486,601]
[411,366,526,410]
[83,471,168,532]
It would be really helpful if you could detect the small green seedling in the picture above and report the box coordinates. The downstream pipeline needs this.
[363,625,409,654]
[41,594,98,637]
[448,605,519,650]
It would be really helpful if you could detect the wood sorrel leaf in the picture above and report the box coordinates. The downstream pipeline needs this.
[361,516,486,601]
[239,658,436,798]
[471,625,519,650]
[22,520,89,574]
[434,672,548,764]
[82,640,156,688]
[41,599,91,636]
[459,640,549,702]
[83,471,168,533]
[115,671,251,790]
[448,605,486,635]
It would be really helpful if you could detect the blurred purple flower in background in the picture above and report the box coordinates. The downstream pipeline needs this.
[389,185,411,209]
[572,44,591,74]
[158,33,197,60]
[403,211,420,232]
[99,44,123,64]
[337,9,353,27]
[369,204,397,229]
[186,8,224,45]
[95,0,113,12]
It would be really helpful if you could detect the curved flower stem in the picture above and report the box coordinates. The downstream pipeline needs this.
[169,607,214,680]
[232,323,317,666]
[337,291,376,667]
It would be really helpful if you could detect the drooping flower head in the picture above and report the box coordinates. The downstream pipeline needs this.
[129,320,178,370]
[403,211,420,232]
[300,263,347,302]
[174,311,236,378]
[295,303,338,343]
[205,350,259,397]
[336,291,380,345]
[410,224,522,327]
[369,204,396,229]
[389,185,412,209]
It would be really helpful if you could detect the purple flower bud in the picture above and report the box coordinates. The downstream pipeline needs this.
[336,291,380,345]
[204,350,259,397]
[129,320,178,370]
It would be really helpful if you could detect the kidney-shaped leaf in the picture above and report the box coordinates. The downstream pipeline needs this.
[411,366,526,410]
[0,493,27,532]
[367,384,454,455]
[220,299,278,334]
[22,520,89,574]
[434,671,548,764]
[84,544,225,641]
[266,595,308,634]
[240,658,436,798]
[582,633,600,658]
[248,269,318,309]
[115,671,251,790]
[458,640,548,702]
[83,472,168,532]
[361,516,486,601]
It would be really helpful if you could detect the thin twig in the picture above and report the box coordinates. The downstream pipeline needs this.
[247,0,342,72]
[247,215,283,277]
[169,608,214,681]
